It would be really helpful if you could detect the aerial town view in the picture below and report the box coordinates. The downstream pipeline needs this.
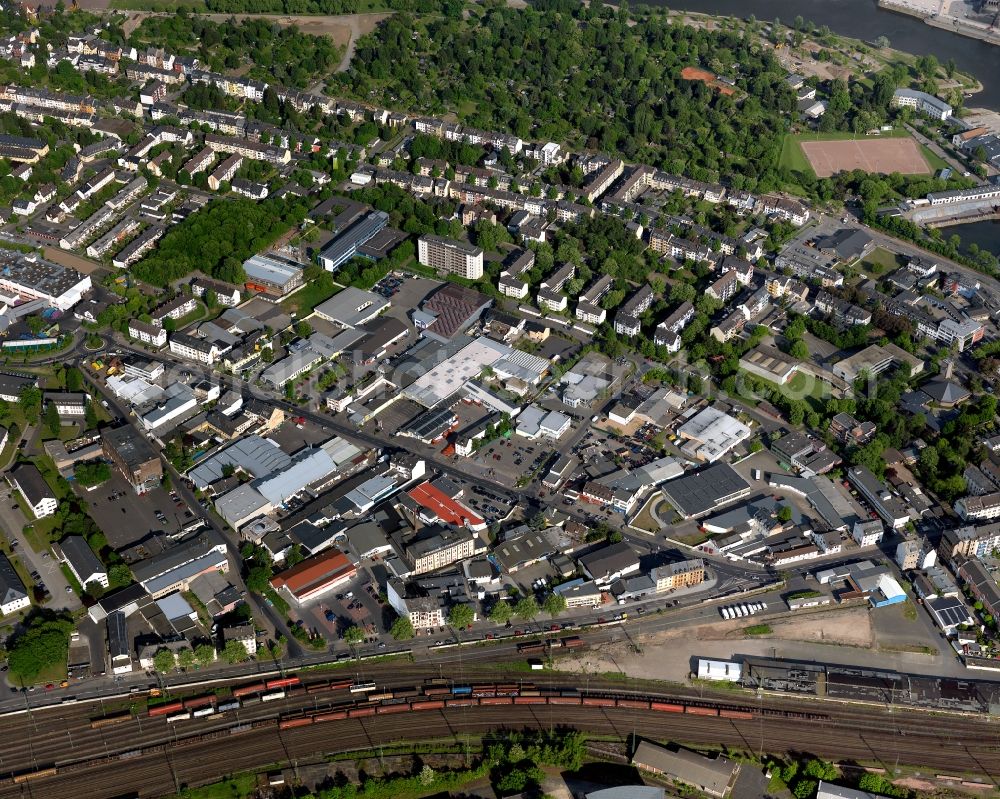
[0,0,998,797]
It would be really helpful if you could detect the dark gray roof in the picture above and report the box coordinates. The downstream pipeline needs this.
[578,541,639,579]
[0,552,27,607]
[10,463,54,507]
[659,462,751,518]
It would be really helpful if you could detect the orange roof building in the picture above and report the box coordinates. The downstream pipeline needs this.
[270,547,357,604]
[406,481,486,531]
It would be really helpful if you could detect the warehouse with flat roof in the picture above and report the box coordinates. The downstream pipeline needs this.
[659,463,751,519]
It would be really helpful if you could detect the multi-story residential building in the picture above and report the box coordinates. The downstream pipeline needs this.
[204,133,290,165]
[938,523,1000,562]
[151,296,197,326]
[892,88,952,120]
[207,153,242,191]
[537,263,575,312]
[852,519,885,547]
[9,463,57,517]
[113,225,165,269]
[651,558,705,591]
[417,235,484,280]
[705,272,739,303]
[169,332,221,365]
[580,159,624,202]
[575,274,615,324]
[895,537,936,571]
[757,195,809,226]
[405,526,481,574]
[653,301,695,351]
[814,291,872,326]
[127,319,167,348]
[102,424,163,494]
[848,466,910,529]
[613,284,655,336]
[955,493,1000,522]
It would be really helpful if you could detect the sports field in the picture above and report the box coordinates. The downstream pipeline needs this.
[799,137,931,178]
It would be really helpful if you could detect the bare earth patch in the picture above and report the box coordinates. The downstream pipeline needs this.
[800,137,931,177]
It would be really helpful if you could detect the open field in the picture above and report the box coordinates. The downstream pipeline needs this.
[800,136,931,178]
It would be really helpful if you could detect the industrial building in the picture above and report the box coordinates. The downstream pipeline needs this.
[318,210,389,271]
[0,252,92,311]
[271,548,357,604]
[659,463,751,519]
[676,407,751,463]
[242,253,305,298]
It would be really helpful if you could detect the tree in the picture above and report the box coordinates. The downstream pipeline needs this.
[43,400,61,438]
[153,648,176,673]
[390,616,414,640]
[177,648,196,670]
[514,595,539,621]
[108,563,132,588]
[285,544,305,568]
[194,643,216,667]
[6,612,74,684]
[246,564,272,594]
[542,592,567,618]
[419,764,436,787]
[74,461,111,488]
[789,339,810,361]
[223,639,250,664]
[448,603,475,629]
[489,600,513,624]
[295,320,312,338]
[64,367,83,392]
[342,625,365,646]
[777,505,793,523]
[84,400,99,432]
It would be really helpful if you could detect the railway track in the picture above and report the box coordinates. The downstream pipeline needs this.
[2,670,1000,797]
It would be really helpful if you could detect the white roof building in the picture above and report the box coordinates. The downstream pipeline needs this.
[677,407,751,463]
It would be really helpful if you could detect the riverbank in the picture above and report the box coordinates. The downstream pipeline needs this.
[879,0,1000,47]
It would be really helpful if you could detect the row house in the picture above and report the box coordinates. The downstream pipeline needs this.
[814,291,872,326]
[757,194,809,226]
[765,274,809,302]
[106,176,148,211]
[653,301,695,352]
[537,263,575,312]
[124,63,185,85]
[454,164,513,190]
[649,171,725,203]
[87,218,140,259]
[613,284,655,337]
[0,85,96,114]
[77,55,118,75]
[208,154,243,191]
[719,255,754,286]
[648,229,714,263]
[204,133,290,164]
[112,224,164,269]
[5,102,94,127]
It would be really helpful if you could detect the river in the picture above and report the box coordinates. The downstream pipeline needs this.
[658,0,1000,109]
[948,218,1000,255]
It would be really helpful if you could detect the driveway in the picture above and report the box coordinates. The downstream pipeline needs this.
[0,486,80,612]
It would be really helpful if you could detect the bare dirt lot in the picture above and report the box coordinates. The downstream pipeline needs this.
[800,137,931,177]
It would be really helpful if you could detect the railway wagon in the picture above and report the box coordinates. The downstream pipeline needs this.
[446,698,476,707]
[314,710,349,722]
[279,717,314,729]
[232,682,267,698]
[616,699,651,710]
[348,706,376,718]
[167,711,192,723]
[480,696,513,705]
[91,712,132,728]
[685,705,719,716]
[377,703,412,714]
[513,696,546,705]
[720,709,753,720]
[266,677,300,690]
[183,695,216,710]
[581,697,615,708]
[424,686,451,696]
[412,700,445,711]
[13,767,57,784]
[148,701,184,718]
[650,702,685,713]
[549,696,582,706]
[517,642,546,654]
[261,691,286,703]
[561,636,585,649]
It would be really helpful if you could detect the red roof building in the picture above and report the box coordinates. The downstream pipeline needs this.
[406,481,486,531]
[270,547,357,604]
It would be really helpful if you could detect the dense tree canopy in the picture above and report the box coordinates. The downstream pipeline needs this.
[342,2,797,187]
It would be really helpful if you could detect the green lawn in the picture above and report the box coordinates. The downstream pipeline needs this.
[920,145,950,173]
[281,278,340,318]
[860,246,904,275]
[174,301,208,332]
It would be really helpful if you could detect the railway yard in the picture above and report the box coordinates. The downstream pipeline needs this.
[2,655,1000,798]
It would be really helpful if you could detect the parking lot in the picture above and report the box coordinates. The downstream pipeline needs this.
[290,565,392,646]
[80,473,194,553]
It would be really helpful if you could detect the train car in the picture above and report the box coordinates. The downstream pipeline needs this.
[232,682,267,698]
[350,681,377,694]
[685,705,719,716]
[479,696,513,706]
[561,636,585,649]
[183,695,216,710]
[496,683,522,696]
[517,642,546,654]
[376,703,411,715]
[446,698,476,707]
[650,702,685,713]
[412,699,445,711]
[279,717,314,729]
[267,676,301,690]
[581,697,616,707]
[549,696,582,706]
[148,701,184,718]
[314,710,349,722]
[306,682,331,694]
[261,691,286,703]
[216,700,240,713]
[348,706,376,718]
[368,692,394,702]
[166,711,192,723]
[453,686,472,695]
[192,706,216,718]
[720,709,754,720]
[616,699,650,710]
[424,686,451,696]
[513,696,546,705]
[13,767,58,784]
[91,712,132,729]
